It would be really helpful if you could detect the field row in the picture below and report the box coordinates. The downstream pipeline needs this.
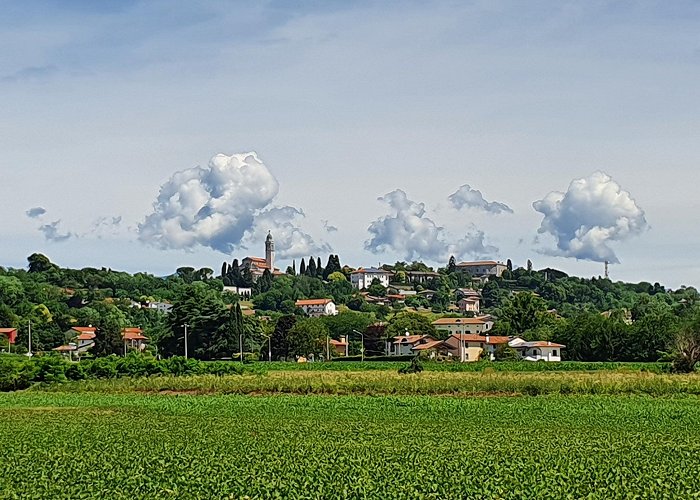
[39,369,700,396]
[0,393,698,499]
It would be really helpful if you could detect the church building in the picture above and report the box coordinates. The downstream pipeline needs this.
[239,231,282,280]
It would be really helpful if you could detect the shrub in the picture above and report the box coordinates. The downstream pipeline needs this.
[398,357,424,374]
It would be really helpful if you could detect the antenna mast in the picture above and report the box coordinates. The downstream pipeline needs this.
[604,260,609,279]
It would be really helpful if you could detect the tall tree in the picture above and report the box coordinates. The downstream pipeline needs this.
[271,315,297,361]
[316,257,323,277]
[307,257,317,277]
[527,259,533,272]
[299,259,306,276]
[447,255,456,274]
[506,259,513,272]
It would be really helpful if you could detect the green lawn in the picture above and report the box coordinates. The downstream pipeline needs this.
[0,393,698,498]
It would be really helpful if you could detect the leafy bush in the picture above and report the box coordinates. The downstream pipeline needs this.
[399,357,424,374]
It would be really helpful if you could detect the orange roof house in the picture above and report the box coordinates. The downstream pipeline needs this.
[0,328,18,344]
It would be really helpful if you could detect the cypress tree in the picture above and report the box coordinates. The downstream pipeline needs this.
[308,257,317,277]
[299,258,306,276]
[316,257,323,277]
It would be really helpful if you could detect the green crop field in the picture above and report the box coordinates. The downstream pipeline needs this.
[0,393,698,499]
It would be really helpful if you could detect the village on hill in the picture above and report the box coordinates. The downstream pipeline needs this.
[1,231,697,368]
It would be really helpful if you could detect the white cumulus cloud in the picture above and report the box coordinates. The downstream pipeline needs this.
[365,189,497,262]
[138,151,326,256]
[448,184,513,214]
[532,171,648,263]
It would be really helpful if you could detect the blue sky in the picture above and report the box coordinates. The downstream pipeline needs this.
[1,1,699,287]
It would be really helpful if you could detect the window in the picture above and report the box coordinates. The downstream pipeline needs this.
[552,350,558,356]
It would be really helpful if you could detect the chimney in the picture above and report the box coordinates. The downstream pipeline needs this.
[486,334,490,343]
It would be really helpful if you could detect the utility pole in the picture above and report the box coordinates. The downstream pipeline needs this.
[239,333,244,363]
[352,329,365,362]
[182,323,189,359]
[27,320,32,357]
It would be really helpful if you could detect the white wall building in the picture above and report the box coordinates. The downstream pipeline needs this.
[509,340,565,361]
[350,267,391,289]
[295,299,338,317]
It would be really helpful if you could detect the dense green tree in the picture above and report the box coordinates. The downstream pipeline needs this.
[367,278,387,297]
[385,313,437,339]
[287,317,328,358]
[27,253,56,273]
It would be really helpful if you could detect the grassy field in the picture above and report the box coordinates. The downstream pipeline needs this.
[260,360,671,373]
[40,369,700,396]
[0,392,698,498]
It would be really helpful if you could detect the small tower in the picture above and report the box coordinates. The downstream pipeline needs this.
[265,231,275,271]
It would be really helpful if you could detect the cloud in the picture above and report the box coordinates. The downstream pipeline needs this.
[25,207,47,218]
[38,220,74,242]
[2,65,58,83]
[365,189,497,262]
[245,207,332,259]
[532,171,648,263]
[139,151,325,256]
[322,219,338,232]
[448,184,513,214]
[86,216,125,238]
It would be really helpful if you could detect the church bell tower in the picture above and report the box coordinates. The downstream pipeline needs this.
[265,231,275,270]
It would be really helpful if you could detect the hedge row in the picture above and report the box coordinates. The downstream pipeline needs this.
[0,354,247,392]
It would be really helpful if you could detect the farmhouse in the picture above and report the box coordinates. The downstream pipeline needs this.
[295,298,338,317]
[122,327,149,352]
[444,333,511,361]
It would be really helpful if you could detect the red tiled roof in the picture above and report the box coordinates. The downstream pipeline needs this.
[0,328,17,334]
[519,341,566,348]
[54,345,77,352]
[432,317,487,325]
[71,327,96,333]
[412,340,444,350]
[450,334,510,345]
[75,333,96,341]
[391,335,431,345]
[329,339,348,346]
[295,299,333,306]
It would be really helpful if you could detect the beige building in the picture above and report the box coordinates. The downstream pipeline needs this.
[455,260,507,278]
[431,316,493,336]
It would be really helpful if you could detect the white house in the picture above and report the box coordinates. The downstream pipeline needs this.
[387,334,437,356]
[457,296,480,313]
[295,298,338,317]
[147,301,173,314]
[455,261,507,278]
[350,267,391,290]
[509,340,565,362]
